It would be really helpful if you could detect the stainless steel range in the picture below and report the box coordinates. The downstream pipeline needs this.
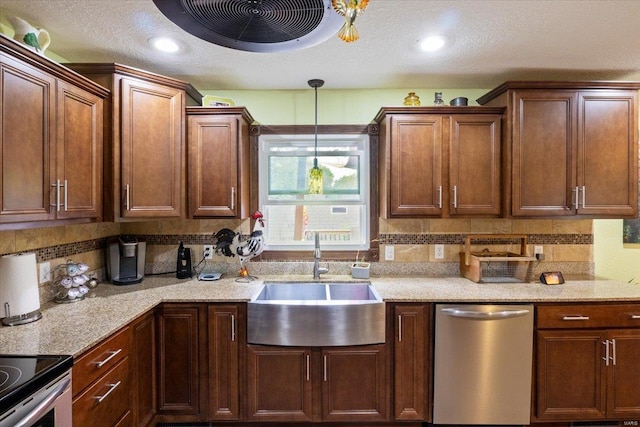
[0,355,73,427]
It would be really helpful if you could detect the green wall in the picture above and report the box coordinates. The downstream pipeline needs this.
[594,220,640,282]
[200,89,490,125]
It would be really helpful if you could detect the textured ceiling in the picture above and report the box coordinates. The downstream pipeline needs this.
[2,0,640,91]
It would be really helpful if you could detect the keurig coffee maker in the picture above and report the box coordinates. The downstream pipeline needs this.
[106,236,146,285]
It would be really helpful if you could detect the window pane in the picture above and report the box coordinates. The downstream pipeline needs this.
[263,204,366,250]
[268,155,360,196]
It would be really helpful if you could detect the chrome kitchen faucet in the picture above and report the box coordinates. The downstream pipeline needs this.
[313,232,329,280]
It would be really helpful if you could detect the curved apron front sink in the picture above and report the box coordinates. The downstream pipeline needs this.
[247,282,385,347]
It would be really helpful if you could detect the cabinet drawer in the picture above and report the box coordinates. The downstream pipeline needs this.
[73,357,131,427]
[537,304,640,329]
[73,326,131,395]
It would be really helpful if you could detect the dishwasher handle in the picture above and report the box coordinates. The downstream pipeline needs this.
[441,307,531,319]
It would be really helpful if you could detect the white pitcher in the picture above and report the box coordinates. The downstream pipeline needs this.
[8,16,50,53]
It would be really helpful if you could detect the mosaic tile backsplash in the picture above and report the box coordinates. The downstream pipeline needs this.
[0,218,595,304]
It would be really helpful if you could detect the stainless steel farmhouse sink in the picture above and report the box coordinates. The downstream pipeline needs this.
[247,282,385,347]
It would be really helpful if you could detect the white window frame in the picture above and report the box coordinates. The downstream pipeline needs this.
[258,133,370,251]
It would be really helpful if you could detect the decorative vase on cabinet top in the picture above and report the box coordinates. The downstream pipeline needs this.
[8,16,50,53]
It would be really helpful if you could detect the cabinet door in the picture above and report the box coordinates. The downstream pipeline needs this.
[0,54,56,223]
[394,304,429,421]
[607,330,640,418]
[246,345,313,422]
[131,311,156,427]
[512,91,578,216]
[188,115,239,217]
[56,80,103,220]
[120,78,183,218]
[577,91,638,216]
[389,115,443,216]
[449,114,501,216]
[156,304,205,416]
[535,330,607,420]
[208,305,240,420]
[322,345,388,422]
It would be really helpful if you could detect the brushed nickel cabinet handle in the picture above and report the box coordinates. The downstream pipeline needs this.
[230,187,235,210]
[437,186,442,209]
[323,355,328,381]
[602,340,610,366]
[631,314,640,319]
[231,314,236,342]
[561,315,590,321]
[125,185,130,210]
[51,180,61,211]
[452,185,458,208]
[306,354,310,381]
[95,349,122,368]
[95,380,121,403]
[573,186,579,208]
[611,338,617,366]
[398,315,402,342]
[63,180,68,211]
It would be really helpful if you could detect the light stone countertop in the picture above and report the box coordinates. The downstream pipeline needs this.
[1,274,639,358]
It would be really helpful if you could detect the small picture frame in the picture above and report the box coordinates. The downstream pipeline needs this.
[202,95,235,107]
[540,271,565,285]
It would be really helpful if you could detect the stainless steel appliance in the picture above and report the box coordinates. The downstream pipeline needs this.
[433,304,534,425]
[0,355,73,427]
[106,236,146,285]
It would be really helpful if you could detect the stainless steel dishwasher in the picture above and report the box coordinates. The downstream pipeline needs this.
[433,304,534,425]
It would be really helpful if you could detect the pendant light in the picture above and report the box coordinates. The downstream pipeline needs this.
[308,78,324,194]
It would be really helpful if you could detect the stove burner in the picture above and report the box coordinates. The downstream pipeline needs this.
[0,355,72,413]
[0,365,22,393]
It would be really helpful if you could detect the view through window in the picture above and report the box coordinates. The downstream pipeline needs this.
[258,134,370,251]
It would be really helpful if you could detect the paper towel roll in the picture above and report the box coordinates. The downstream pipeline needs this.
[0,253,41,322]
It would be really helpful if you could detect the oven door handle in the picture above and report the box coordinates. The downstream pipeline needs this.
[14,376,70,427]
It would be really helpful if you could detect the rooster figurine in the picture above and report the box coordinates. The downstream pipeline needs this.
[331,0,370,43]
[212,211,265,279]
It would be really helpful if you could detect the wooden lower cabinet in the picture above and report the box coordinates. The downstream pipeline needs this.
[535,304,640,422]
[246,345,313,422]
[208,304,242,420]
[131,310,156,426]
[155,303,207,422]
[246,344,388,423]
[392,304,430,421]
[72,326,132,427]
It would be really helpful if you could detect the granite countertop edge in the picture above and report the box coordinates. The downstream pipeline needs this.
[1,274,639,358]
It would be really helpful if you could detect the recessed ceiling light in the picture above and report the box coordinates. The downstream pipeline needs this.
[419,35,448,52]
[148,36,180,53]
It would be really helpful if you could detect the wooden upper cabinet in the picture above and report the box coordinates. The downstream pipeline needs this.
[0,38,106,226]
[67,63,202,221]
[376,107,503,218]
[479,81,640,218]
[387,114,443,217]
[449,114,501,216]
[56,81,103,220]
[511,90,577,216]
[120,77,183,218]
[577,91,638,216]
[187,108,254,218]
[0,54,56,223]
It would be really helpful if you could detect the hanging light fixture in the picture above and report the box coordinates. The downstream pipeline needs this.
[308,78,324,194]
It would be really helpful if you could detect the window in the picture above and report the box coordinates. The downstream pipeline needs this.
[259,133,370,251]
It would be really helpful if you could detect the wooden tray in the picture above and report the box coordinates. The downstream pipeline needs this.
[460,234,536,283]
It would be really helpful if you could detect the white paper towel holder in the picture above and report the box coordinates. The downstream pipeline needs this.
[0,253,43,326]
